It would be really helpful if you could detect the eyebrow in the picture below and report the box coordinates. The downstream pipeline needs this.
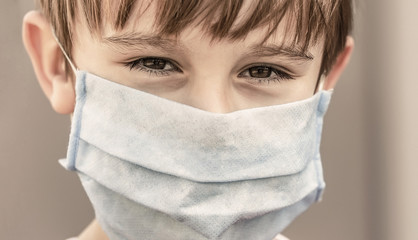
[103,33,314,61]
[248,45,314,61]
[104,33,187,54]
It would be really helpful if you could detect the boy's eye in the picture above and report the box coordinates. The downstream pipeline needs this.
[249,66,272,78]
[143,58,168,70]
[238,65,294,84]
[125,57,181,75]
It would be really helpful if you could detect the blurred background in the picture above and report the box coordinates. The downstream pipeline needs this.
[1,0,417,239]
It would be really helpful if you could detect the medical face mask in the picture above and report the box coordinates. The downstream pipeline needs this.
[57,69,332,240]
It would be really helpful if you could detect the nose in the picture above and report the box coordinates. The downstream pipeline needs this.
[182,76,235,113]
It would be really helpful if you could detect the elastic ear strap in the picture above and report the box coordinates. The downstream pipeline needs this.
[50,26,78,74]
[317,75,325,91]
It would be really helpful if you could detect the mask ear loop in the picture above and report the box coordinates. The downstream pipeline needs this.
[50,26,78,74]
[314,74,326,93]
[317,75,325,91]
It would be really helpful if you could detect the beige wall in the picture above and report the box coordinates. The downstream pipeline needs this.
[364,0,418,239]
[1,0,417,239]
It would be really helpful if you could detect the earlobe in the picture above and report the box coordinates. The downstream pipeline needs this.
[323,36,355,90]
[22,10,75,114]
[50,75,76,114]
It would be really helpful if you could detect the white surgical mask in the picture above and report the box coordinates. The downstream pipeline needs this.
[58,69,332,240]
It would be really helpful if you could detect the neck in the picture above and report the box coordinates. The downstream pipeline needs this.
[78,219,110,240]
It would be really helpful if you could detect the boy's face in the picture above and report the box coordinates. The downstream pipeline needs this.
[70,2,325,113]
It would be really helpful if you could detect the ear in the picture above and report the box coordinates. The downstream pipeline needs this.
[22,10,75,114]
[323,36,354,90]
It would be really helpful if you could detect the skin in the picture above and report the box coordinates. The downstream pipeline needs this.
[22,1,354,239]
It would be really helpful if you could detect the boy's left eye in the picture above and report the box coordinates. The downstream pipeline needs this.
[238,65,294,84]
[142,58,169,70]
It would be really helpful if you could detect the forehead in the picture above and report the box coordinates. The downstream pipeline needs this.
[76,0,327,51]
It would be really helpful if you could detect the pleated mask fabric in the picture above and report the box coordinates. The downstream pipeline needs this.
[59,71,332,240]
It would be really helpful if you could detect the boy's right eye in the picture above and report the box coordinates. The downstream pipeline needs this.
[125,57,182,76]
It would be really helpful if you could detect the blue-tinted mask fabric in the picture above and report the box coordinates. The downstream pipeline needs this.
[60,71,332,240]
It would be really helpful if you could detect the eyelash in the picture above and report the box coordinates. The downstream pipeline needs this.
[124,57,181,77]
[125,57,294,83]
[238,64,294,84]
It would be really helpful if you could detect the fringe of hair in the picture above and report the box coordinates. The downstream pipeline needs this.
[39,0,352,77]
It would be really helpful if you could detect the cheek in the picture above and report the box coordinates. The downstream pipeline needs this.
[262,76,318,104]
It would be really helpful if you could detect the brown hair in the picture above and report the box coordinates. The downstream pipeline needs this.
[38,0,352,77]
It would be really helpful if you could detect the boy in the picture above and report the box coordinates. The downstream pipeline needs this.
[22,0,354,239]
